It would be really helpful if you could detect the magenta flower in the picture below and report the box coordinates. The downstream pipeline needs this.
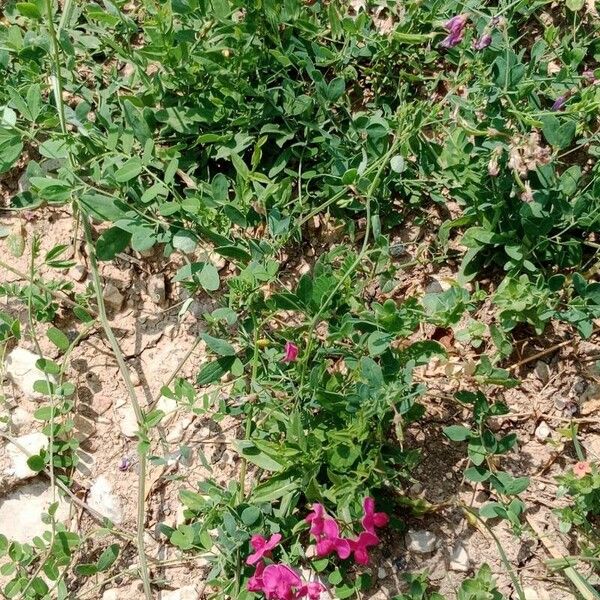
[473,33,492,50]
[248,561,266,592]
[299,582,326,600]
[315,518,351,560]
[282,341,299,363]
[262,564,303,600]
[349,531,379,565]
[440,14,468,48]
[361,497,389,533]
[247,533,282,566]
[305,503,326,536]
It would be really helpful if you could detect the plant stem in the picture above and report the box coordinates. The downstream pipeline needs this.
[82,218,153,600]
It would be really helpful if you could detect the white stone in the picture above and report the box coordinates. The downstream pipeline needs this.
[166,414,194,444]
[377,567,387,580]
[159,585,199,600]
[147,274,166,305]
[523,588,539,600]
[449,543,469,571]
[406,529,437,553]
[5,347,56,400]
[534,361,550,385]
[11,406,33,432]
[118,404,139,438]
[102,591,121,600]
[0,481,69,543]
[156,395,178,415]
[535,421,551,441]
[88,476,123,524]
[6,432,49,480]
[69,264,88,282]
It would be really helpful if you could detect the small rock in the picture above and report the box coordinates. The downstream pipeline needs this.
[88,476,123,524]
[166,414,194,444]
[69,264,88,282]
[10,406,34,432]
[101,590,121,600]
[377,567,387,580]
[118,405,139,438]
[406,529,437,554]
[5,347,56,400]
[156,395,178,416]
[159,585,199,600]
[449,543,469,572]
[534,361,550,385]
[0,481,69,543]
[425,278,451,294]
[92,394,113,415]
[535,421,551,441]
[129,370,141,387]
[523,588,539,600]
[104,283,124,310]
[147,274,167,305]
[6,432,49,480]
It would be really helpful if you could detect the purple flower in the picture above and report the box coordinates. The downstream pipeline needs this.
[552,92,571,111]
[440,14,468,49]
[473,33,492,51]
[118,456,132,471]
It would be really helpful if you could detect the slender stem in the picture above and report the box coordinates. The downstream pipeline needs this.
[82,218,153,600]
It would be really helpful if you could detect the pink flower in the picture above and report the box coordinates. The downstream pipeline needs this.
[305,503,326,536]
[349,531,379,565]
[247,533,282,566]
[262,564,303,600]
[361,497,389,533]
[299,582,326,600]
[573,461,592,479]
[315,518,351,560]
[282,342,299,363]
[248,561,266,592]
[552,92,571,111]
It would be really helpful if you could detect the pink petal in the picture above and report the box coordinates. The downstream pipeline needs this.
[251,535,267,551]
[322,518,340,539]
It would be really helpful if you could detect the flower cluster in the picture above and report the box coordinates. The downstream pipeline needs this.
[306,497,389,565]
[247,498,389,600]
[440,13,502,51]
[246,534,325,600]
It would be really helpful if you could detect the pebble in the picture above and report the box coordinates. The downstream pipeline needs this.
[147,274,167,305]
[523,588,539,600]
[0,481,69,543]
[156,395,178,416]
[92,394,113,415]
[88,476,123,524]
[118,404,139,438]
[6,432,49,480]
[406,529,438,553]
[534,361,550,385]
[159,585,199,600]
[104,283,124,310]
[166,414,194,444]
[377,567,387,580]
[449,543,469,572]
[425,278,451,294]
[68,264,88,282]
[5,347,56,400]
[10,406,33,432]
[534,421,551,441]
[129,370,141,386]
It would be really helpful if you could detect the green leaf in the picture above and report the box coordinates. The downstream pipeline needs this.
[114,157,142,182]
[443,425,472,442]
[251,472,300,503]
[26,454,45,472]
[234,441,285,472]
[96,227,131,261]
[200,333,235,356]
[199,263,220,291]
[566,0,585,9]
[197,356,236,386]
[47,327,69,351]
[75,563,98,576]
[80,194,128,222]
[172,230,197,253]
[541,116,576,149]
[367,331,392,356]
[16,2,42,19]
[96,544,119,572]
[241,506,261,526]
